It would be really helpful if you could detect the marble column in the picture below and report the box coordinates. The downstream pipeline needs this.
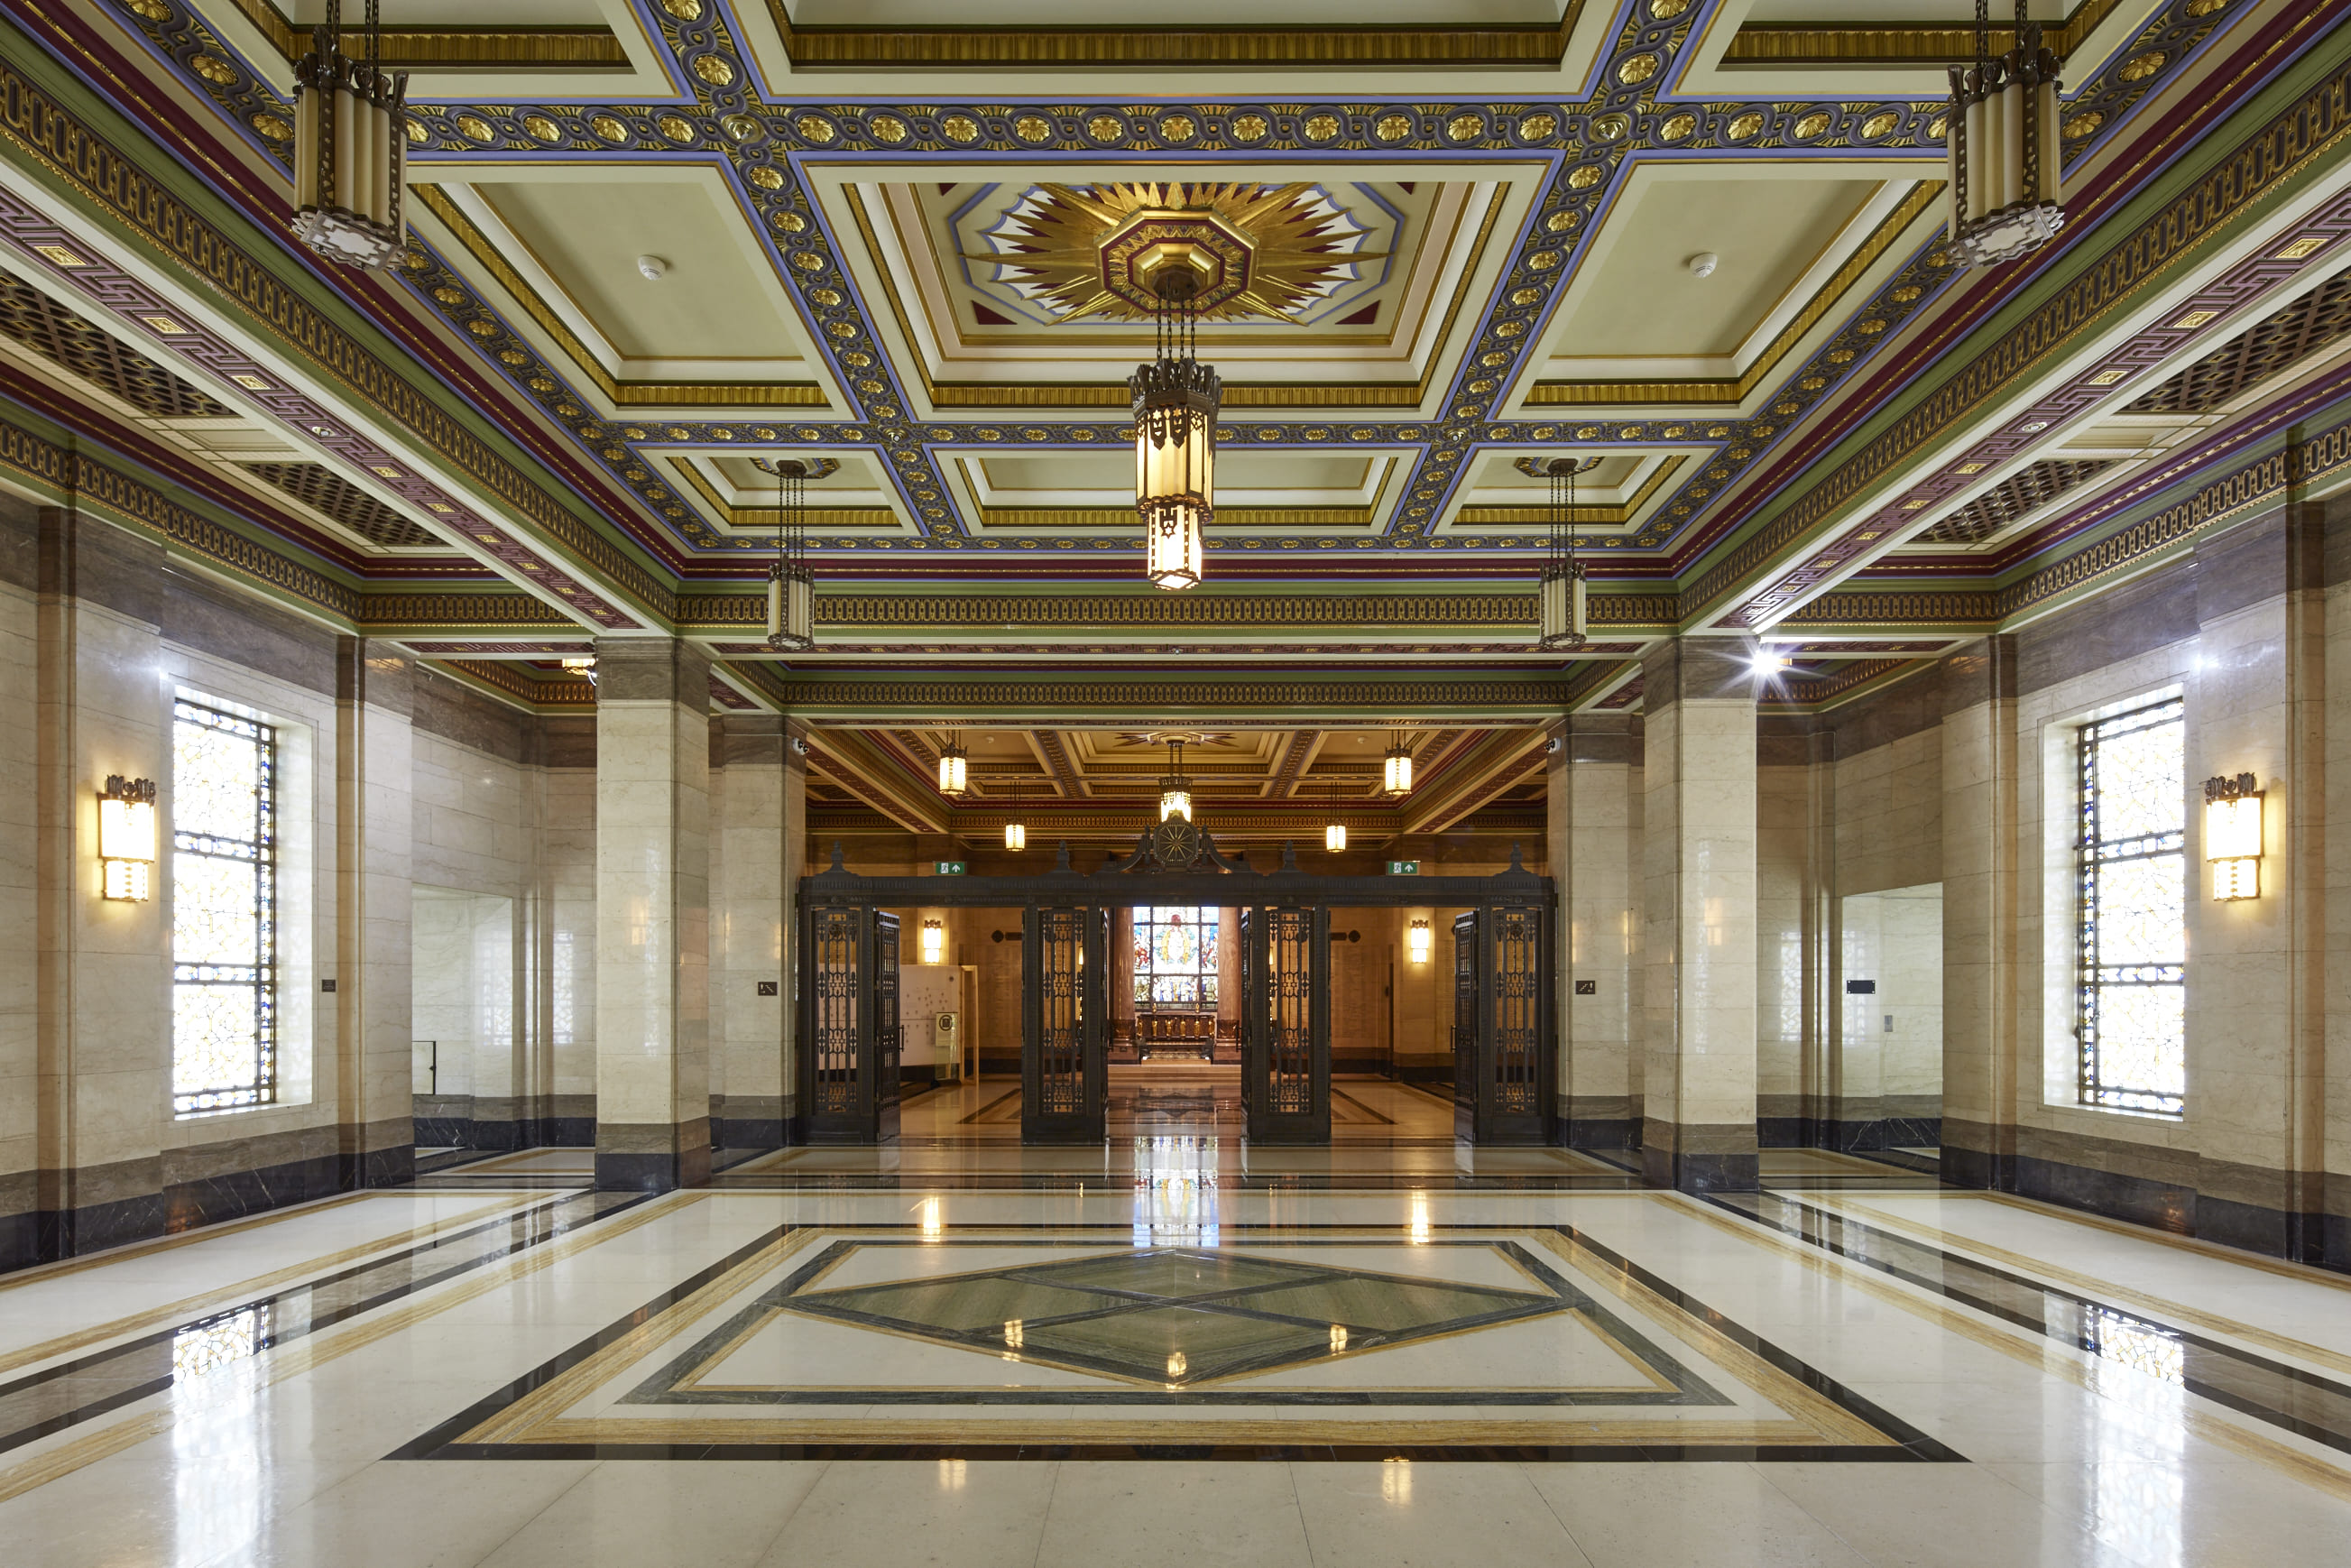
[332,637,416,1187]
[710,714,788,1151]
[1639,641,1761,1193]
[1937,636,2020,1192]
[593,639,712,1191]
[31,507,172,1258]
[1552,713,1639,1148]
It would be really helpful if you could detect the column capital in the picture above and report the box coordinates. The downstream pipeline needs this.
[1641,640,1760,706]
[592,637,712,705]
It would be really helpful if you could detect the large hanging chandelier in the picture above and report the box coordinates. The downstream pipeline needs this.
[937,735,968,797]
[1945,0,2064,268]
[1383,731,1414,797]
[1132,270,1218,591]
[290,0,410,270]
[1537,456,1591,651]
[757,457,816,651]
[1158,736,1194,823]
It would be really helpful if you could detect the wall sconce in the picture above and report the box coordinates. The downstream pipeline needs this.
[920,918,945,964]
[2203,772,2263,900]
[1406,918,1432,964]
[98,774,158,900]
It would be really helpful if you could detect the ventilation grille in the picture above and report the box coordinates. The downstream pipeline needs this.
[243,462,439,549]
[2126,270,2351,416]
[0,271,232,419]
[1918,459,2117,545]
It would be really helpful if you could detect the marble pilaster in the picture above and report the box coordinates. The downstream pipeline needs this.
[1937,636,2020,1192]
[593,640,713,1191]
[712,714,788,1149]
[1639,642,1760,1193]
[1552,714,1638,1148]
[333,638,415,1186]
[32,507,172,1258]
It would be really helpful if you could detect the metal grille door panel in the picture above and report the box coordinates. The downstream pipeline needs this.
[1023,906,1106,1142]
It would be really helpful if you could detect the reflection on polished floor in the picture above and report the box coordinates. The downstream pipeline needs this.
[4,1142,2350,1567]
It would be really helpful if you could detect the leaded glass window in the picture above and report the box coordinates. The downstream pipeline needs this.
[1131,906,1219,1008]
[172,696,278,1115]
[2076,696,2185,1115]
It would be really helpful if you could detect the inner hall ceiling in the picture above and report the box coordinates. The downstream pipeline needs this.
[5,0,2351,816]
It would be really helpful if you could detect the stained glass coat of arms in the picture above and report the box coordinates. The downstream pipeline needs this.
[1134,906,1218,1006]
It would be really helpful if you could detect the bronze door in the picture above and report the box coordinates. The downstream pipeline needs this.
[1242,905,1330,1143]
[1023,905,1106,1143]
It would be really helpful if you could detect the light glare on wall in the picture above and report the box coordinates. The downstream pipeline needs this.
[1406,918,1432,964]
[2203,772,2263,900]
[920,918,945,964]
[97,774,157,901]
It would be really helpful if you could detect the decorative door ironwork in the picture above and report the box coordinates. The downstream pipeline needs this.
[1240,905,1329,1143]
[796,905,901,1143]
[1451,904,1554,1144]
[1023,904,1107,1143]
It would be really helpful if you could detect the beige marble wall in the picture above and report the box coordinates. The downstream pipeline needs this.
[1834,729,1944,897]
[1554,715,1639,1139]
[710,716,787,1140]
[1756,762,1814,1120]
[1941,640,2021,1168]
[544,764,597,1109]
[0,577,35,1219]
[337,641,413,1175]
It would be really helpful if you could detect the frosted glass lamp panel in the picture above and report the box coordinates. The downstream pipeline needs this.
[2088,858,2184,967]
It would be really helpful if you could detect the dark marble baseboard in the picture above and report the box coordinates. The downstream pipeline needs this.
[1330,1054,1389,1076]
[596,1121,713,1193]
[715,1117,788,1151]
[165,1151,344,1234]
[1639,1120,1759,1194]
[1557,1118,1637,1151]
[1942,1122,2343,1274]
[1763,1115,1942,1152]
[33,1189,170,1263]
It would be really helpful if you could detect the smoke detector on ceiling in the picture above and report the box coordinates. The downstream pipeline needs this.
[1685,253,1719,279]
[637,255,669,281]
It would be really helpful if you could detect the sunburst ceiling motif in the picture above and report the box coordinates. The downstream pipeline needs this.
[972,182,1382,324]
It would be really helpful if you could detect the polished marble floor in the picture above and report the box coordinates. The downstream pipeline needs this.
[4,1128,2348,1566]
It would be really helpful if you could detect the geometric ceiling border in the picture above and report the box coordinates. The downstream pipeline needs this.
[674,588,1684,635]
[0,43,677,623]
[1685,11,2351,629]
[0,407,360,621]
[733,670,1606,724]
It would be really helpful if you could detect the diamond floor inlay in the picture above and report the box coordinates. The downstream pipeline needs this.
[779,1247,1565,1384]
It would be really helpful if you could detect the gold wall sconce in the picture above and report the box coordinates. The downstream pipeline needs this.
[2203,772,2263,900]
[98,774,157,900]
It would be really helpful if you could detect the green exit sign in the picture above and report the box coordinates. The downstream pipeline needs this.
[1386,860,1420,876]
[933,861,966,876]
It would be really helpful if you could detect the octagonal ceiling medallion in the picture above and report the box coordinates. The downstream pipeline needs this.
[974,182,1385,323]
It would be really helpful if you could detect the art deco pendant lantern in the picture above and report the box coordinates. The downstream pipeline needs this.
[759,458,816,651]
[290,0,410,270]
[1132,272,1217,591]
[1537,456,1590,651]
[1945,0,2065,267]
[1158,737,1194,824]
[1004,769,1027,853]
[1383,732,1414,797]
[937,736,968,797]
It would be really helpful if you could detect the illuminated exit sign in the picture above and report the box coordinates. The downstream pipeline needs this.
[933,861,966,875]
[1386,860,1420,875]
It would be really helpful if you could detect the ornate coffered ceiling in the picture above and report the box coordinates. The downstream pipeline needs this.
[1,0,2347,734]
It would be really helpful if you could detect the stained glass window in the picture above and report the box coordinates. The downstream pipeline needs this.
[172,696,278,1115]
[2076,696,2185,1115]
[1132,906,1220,1008]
